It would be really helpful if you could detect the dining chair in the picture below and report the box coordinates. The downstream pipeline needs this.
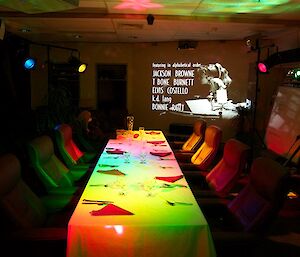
[200,157,289,257]
[54,123,98,169]
[27,135,85,195]
[0,153,72,257]
[192,138,251,198]
[177,125,222,172]
[171,119,206,153]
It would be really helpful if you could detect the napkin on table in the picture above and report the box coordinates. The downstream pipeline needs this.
[150,151,172,157]
[106,149,125,154]
[147,140,165,145]
[155,175,184,183]
[145,131,161,135]
[97,169,126,176]
[90,204,134,216]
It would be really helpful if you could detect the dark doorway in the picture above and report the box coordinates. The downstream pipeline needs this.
[96,64,128,130]
[97,64,127,110]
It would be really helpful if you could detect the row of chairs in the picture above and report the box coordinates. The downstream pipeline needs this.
[27,124,98,196]
[0,123,99,257]
[169,120,290,257]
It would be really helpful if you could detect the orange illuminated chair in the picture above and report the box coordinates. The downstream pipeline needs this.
[193,138,251,198]
[54,123,98,169]
[171,119,206,153]
[27,135,86,195]
[0,154,73,257]
[178,125,222,172]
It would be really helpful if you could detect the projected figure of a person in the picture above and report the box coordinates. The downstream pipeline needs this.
[201,63,232,102]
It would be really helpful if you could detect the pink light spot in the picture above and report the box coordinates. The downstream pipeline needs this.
[258,62,268,73]
[114,0,163,11]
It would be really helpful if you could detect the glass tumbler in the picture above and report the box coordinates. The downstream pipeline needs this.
[126,115,134,131]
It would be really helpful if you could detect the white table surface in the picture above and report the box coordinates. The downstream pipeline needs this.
[66,130,216,257]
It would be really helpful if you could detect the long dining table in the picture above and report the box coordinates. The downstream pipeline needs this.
[66,130,216,257]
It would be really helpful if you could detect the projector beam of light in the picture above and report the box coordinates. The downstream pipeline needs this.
[114,0,163,11]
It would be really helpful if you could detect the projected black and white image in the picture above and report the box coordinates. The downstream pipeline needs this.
[151,62,251,119]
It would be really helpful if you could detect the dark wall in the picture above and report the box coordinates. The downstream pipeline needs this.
[0,34,34,156]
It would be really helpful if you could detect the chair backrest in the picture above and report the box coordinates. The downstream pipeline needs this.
[182,119,206,152]
[191,125,222,169]
[55,123,84,168]
[28,135,73,192]
[206,138,250,197]
[73,111,96,152]
[78,110,92,131]
[228,157,287,232]
[0,154,46,229]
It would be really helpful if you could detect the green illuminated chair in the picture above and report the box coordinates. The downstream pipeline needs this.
[54,123,98,170]
[27,135,86,195]
[0,153,72,257]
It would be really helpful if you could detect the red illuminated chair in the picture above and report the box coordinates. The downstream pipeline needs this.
[27,135,86,195]
[193,138,251,198]
[0,154,72,257]
[54,123,98,169]
[200,157,288,257]
[171,119,206,153]
[178,125,222,172]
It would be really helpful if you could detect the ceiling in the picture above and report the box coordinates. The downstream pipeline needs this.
[0,0,300,43]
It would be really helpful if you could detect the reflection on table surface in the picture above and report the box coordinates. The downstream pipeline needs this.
[67,130,216,257]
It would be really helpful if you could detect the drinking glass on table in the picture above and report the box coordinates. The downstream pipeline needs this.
[142,177,157,197]
[126,115,134,132]
[139,151,147,164]
[112,177,127,196]
[139,126,145,139]
[124,152,131,163]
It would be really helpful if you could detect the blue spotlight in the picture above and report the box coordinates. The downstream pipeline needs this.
[24,57,36,70]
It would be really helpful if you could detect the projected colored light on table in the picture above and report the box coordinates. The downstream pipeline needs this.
[67,130,216,257]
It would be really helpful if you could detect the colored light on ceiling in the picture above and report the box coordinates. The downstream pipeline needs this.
[193,0,290,14]
[114,0,163,11]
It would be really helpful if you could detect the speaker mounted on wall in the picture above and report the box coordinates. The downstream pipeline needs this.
[178,41,198,50]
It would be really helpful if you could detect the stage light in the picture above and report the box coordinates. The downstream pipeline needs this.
[23,57,36,70]
[292,69,300,80]
[257,61,269,73]
[78,63,87,73]
[68,55,87,73]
